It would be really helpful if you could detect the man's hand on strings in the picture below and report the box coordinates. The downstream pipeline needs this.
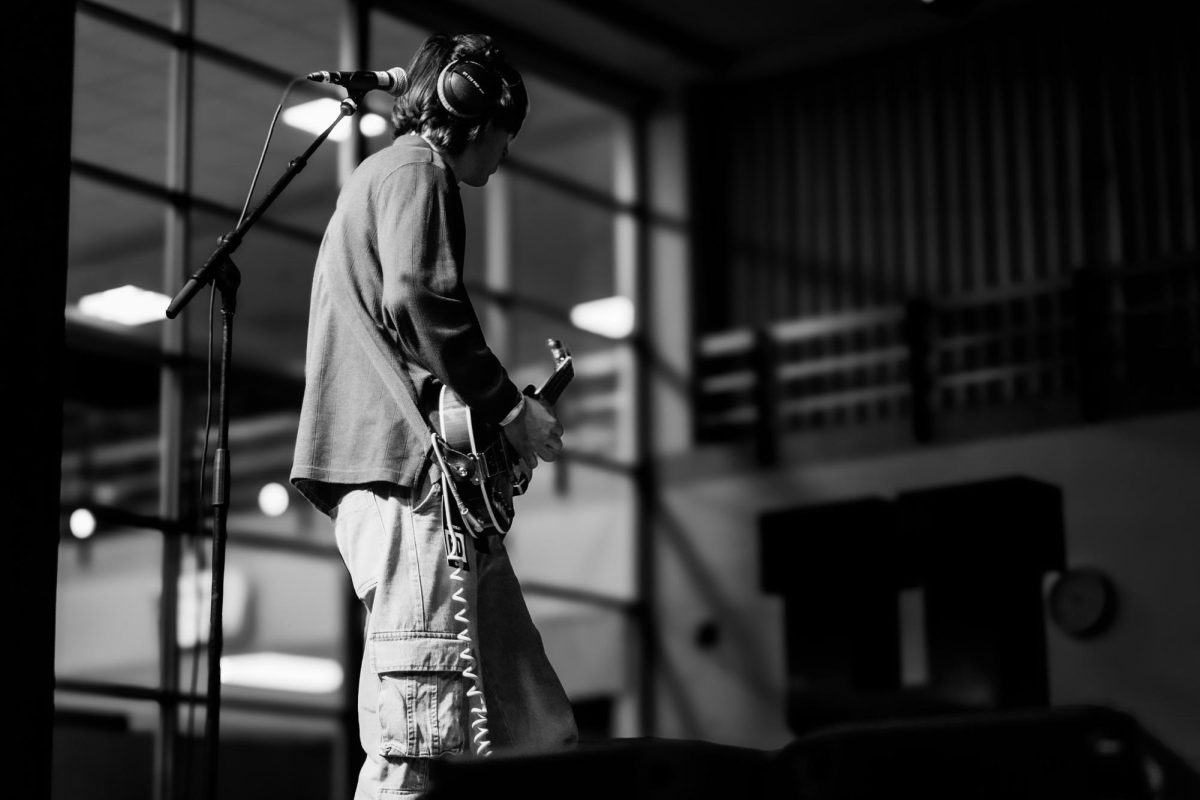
[503,395,563,472]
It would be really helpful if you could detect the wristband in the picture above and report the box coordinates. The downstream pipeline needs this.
[499,395,526,426]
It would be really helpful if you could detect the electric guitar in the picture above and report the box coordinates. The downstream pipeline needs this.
[432,339,574,535]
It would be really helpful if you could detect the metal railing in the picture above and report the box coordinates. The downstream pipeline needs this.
[696,260,1200,463]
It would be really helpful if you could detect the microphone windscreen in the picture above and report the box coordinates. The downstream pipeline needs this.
[384,67,408,96]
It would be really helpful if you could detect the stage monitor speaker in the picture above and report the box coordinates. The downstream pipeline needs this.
[774,705,1163,800]
[425,737,774,800]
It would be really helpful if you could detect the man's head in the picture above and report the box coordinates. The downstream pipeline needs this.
[392,33,528,156]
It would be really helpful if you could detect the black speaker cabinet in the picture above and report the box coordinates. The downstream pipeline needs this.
[895,476,1066,710]
[760,497,907,700]
[425,737,773,800]
[761,476,1068,733]
[775,705,1162,800]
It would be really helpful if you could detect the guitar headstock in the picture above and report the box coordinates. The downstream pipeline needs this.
[547,338,571,368]
[537,339,574,405]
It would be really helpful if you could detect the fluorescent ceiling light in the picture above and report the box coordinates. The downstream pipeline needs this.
[76,284,170,326]
[570,295,635,339]
[282,98,388,141]
[221,652,344,694]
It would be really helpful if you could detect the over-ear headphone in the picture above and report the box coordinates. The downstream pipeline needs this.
[437,58,522,119]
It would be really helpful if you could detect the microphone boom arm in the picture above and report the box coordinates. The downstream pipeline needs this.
[166,94,362,318]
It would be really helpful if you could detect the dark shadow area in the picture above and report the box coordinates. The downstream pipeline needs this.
[760,475,1065,734]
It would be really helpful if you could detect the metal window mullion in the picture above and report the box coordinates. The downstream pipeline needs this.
[158,2,196,799]
[336,4,368,799]
[629,111,658,739]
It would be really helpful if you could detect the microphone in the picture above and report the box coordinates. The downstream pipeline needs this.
[307,67,407,96]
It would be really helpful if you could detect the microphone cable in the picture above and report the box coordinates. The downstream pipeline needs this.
[237,77,306,227]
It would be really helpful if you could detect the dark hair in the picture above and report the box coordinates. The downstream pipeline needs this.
[391,33,528,153]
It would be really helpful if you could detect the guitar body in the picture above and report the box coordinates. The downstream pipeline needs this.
[432,339,573,535]
[435,389,520,533]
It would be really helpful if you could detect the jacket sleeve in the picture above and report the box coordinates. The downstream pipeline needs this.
[376,162,522,425]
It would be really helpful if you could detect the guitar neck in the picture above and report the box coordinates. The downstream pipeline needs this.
[537,360,574,406]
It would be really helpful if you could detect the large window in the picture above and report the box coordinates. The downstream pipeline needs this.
[63,3,646,799]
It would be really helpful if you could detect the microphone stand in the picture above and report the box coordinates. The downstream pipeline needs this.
[164,89,366,800]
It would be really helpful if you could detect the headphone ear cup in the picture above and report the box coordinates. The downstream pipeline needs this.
[437,59,502,119]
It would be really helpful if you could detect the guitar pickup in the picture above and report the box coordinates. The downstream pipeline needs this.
[473,447,510,482]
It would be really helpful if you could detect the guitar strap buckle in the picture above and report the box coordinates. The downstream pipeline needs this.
[440,477,470,570]
[430,432,492,540]
[440,450,477,484]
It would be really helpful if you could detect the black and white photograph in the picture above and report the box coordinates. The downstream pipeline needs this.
[8,1,1200,798]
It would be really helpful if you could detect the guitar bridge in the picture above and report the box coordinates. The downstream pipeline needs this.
[473,441,510,480]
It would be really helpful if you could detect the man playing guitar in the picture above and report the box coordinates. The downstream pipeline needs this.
[290,32,578,799]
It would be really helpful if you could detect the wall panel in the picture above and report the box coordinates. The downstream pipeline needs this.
[694,7,1199,333]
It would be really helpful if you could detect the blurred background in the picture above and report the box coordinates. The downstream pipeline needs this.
[13,0,1200,797]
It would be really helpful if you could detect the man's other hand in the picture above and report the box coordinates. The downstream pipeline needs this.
[502,396,563,467]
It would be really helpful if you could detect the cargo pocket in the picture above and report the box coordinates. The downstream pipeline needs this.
[370,633,468,759]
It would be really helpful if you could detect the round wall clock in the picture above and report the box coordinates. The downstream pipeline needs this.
[1047,567,1117,638]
